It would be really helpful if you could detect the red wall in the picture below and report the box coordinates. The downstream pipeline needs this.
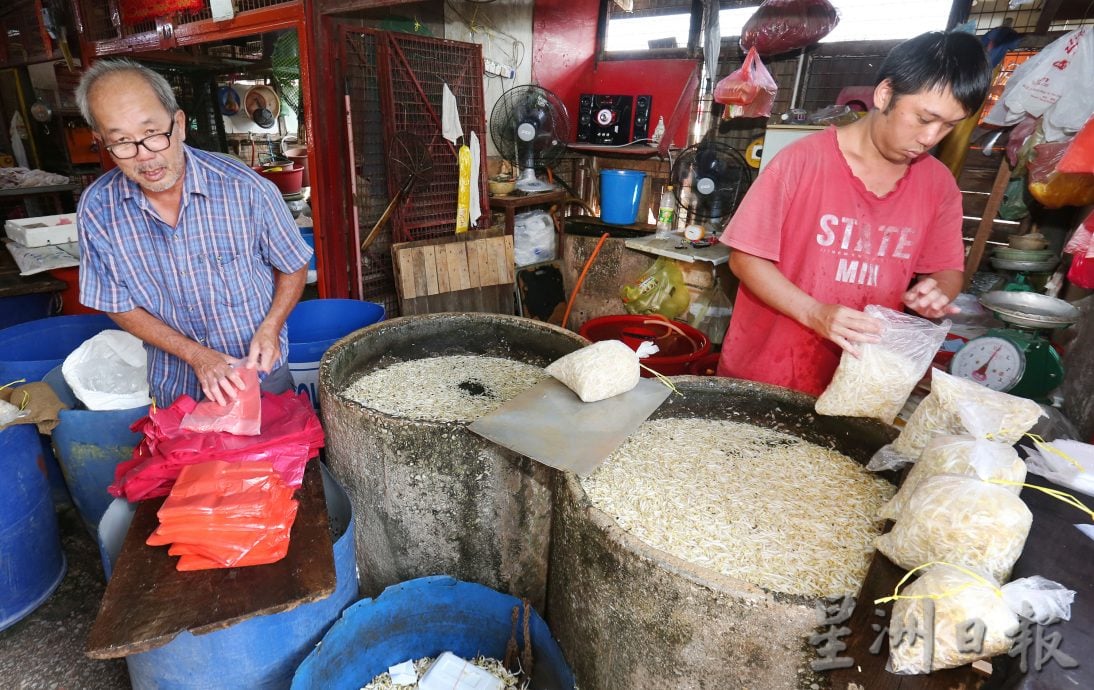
[532,0,698,148]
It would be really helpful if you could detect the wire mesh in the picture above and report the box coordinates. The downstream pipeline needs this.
[175,0,294,25]
[344,30,398,316]
[382,32,487,242]
[1,0,52,63]
[154,68,227,154]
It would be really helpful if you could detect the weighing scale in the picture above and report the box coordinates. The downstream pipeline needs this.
[950,291,1079,400]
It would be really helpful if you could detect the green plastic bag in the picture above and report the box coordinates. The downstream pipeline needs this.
[620,257,690,319]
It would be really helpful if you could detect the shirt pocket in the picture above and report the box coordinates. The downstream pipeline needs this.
[201,252,258,307]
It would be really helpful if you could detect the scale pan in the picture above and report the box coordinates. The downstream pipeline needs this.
[979,291,1080,329]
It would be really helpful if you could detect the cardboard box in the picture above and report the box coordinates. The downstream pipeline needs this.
[5,214,79,247]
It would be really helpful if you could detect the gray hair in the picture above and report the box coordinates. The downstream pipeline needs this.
[75,59,179,131]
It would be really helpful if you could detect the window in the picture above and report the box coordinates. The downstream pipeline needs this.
[603,0,953,56]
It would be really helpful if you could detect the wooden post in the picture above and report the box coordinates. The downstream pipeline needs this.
[963,157,1012,290]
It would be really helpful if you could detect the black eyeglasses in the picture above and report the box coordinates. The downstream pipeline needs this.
[104,119,176,160]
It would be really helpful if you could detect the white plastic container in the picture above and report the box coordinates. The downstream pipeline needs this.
[5,214,79,247]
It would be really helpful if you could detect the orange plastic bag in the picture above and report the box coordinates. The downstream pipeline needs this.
[1027,140,1094,209]
[1059,116,1094,174]
[713,47,778,119]
[180,366,262,436]
[148,460,299,571]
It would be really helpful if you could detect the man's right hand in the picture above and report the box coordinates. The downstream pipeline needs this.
[189,347,247,406]
[804,303,883,357]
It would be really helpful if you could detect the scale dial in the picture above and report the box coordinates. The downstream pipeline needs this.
[950,336,1025,392]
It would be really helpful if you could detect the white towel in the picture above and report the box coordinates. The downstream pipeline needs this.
[469,131,481,226]
[441,83,463,145]
[10,112,29,169]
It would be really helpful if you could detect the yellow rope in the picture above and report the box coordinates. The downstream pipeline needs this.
[638,363,681,396]
[874,561,1002,605]
[989,479,1094,521]
[1025,433,1085,472]
[0,378,27,392]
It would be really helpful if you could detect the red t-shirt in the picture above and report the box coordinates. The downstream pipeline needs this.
[717,127,965,396]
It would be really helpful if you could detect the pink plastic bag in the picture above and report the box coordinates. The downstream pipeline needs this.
[180,366,262,436]
[109,389,324,501]
[740,0,839,56]
[714,47,778,119]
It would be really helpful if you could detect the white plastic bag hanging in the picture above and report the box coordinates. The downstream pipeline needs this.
[61,330,152,411]
[815,305,949,424]
[983,28,1094,142]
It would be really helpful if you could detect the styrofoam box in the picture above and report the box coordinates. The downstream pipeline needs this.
[5,213,79,247]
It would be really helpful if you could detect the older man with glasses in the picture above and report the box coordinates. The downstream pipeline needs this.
[74,59,312,407]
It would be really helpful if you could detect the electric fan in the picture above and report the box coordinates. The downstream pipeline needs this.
[670,139,753,228]
[489,85,570,193]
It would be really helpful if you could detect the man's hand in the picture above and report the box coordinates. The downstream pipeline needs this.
[189,347,246,406]
[804,303,883,357]
[246,322,281,374]
[903,277,960,319]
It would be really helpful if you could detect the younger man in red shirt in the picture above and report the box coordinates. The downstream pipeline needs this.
[717,31,991,396]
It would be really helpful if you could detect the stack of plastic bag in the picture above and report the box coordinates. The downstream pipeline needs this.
[147,460,298,571]
[885,563,1075,674]
[61,330,153,411]
[1024,438,1094,498]
[110,389,323,501]
[868,370,1043,472]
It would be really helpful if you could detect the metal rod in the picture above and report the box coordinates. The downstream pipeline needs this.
[789,51,807,110]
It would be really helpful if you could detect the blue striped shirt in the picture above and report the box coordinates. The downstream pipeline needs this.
[78,145,312,405]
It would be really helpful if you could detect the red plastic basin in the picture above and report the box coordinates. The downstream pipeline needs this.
[578,315,711,377]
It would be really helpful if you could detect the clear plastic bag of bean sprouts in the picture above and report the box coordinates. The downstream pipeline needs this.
[815,305,949,424]
[868,369,1044,472]
[888,564,1074,674]
[875,474,1032,582]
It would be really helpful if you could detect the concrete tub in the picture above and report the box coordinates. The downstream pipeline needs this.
[546,376,897,690]
[318,313,587,610]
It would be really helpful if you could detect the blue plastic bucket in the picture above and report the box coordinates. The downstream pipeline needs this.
[0,314,117,507]
[287,299,385,409]
[0,423,67,632]
[599,169,646,225]
[292,576,576,690]
[300,228,317,271]
[44,365,147,536]
[98,464,359,689]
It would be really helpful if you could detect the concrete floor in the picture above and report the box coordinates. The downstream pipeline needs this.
[0,506,130,690]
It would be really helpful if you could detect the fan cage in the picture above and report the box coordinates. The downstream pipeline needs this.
[489,86,571,172]
[670,142,753,223]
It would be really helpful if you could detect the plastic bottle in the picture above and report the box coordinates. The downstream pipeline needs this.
[655,186,677,239]
[651,116,666,145]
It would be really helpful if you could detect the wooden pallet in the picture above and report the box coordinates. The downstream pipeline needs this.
[392,228,515,315]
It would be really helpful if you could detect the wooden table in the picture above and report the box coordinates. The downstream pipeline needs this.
[488,189,568,236]
[86,461,335,659]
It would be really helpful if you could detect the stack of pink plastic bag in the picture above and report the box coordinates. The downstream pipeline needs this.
[147,460,298,571]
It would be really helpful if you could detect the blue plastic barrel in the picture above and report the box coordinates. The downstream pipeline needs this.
[292,576,576,690]
[0,293,54,330]
[0,314,117,507]
[0,423,67,632]
[599,169,647,225]
[300,228,317,271]
[286,299,385,409]
[44,365,147,536]
[0,313,116,384]
[98,465,359,689]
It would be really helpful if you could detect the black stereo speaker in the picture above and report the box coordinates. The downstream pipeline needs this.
[633,94,652,141]
[577,94,652,145]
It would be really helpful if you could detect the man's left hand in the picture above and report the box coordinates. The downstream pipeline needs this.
[903,278,960,319]
[246,323,281,373]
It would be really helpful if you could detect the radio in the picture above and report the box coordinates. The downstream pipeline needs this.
[576,94,652,146]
